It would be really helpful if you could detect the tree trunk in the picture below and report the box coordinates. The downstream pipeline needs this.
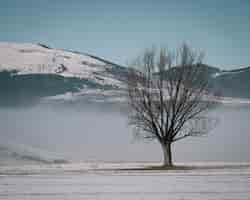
[161,142,173,167]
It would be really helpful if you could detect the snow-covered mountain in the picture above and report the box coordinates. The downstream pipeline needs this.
[0,42,126,87]
[208,66,250,99]
[161,63,250,100]
[0,42,128,105]
[0,42,250,106]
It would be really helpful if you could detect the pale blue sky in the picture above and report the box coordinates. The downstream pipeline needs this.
[0,0,250,69]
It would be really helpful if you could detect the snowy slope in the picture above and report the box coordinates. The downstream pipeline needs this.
[0,42,124,88]
[0,42,250,105]
[212,68,250,78]
[0,143,68,165]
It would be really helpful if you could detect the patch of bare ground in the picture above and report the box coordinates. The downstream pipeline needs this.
[95,163,250,172]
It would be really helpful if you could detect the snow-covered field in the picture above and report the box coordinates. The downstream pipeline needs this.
[1,162,250,200]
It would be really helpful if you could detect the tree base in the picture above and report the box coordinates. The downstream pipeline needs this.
[119,165,192,171]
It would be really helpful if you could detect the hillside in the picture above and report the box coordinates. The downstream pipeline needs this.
[211,66,250,98]
[162,64,250,99]
[0,42,250,105]
[0,42,127,105]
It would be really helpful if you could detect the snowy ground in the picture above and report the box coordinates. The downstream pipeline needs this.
[1,162,250,200]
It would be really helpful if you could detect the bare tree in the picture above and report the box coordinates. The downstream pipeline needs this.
[126,44,219,167]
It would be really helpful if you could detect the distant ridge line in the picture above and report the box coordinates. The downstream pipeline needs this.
[37,42,127,69]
